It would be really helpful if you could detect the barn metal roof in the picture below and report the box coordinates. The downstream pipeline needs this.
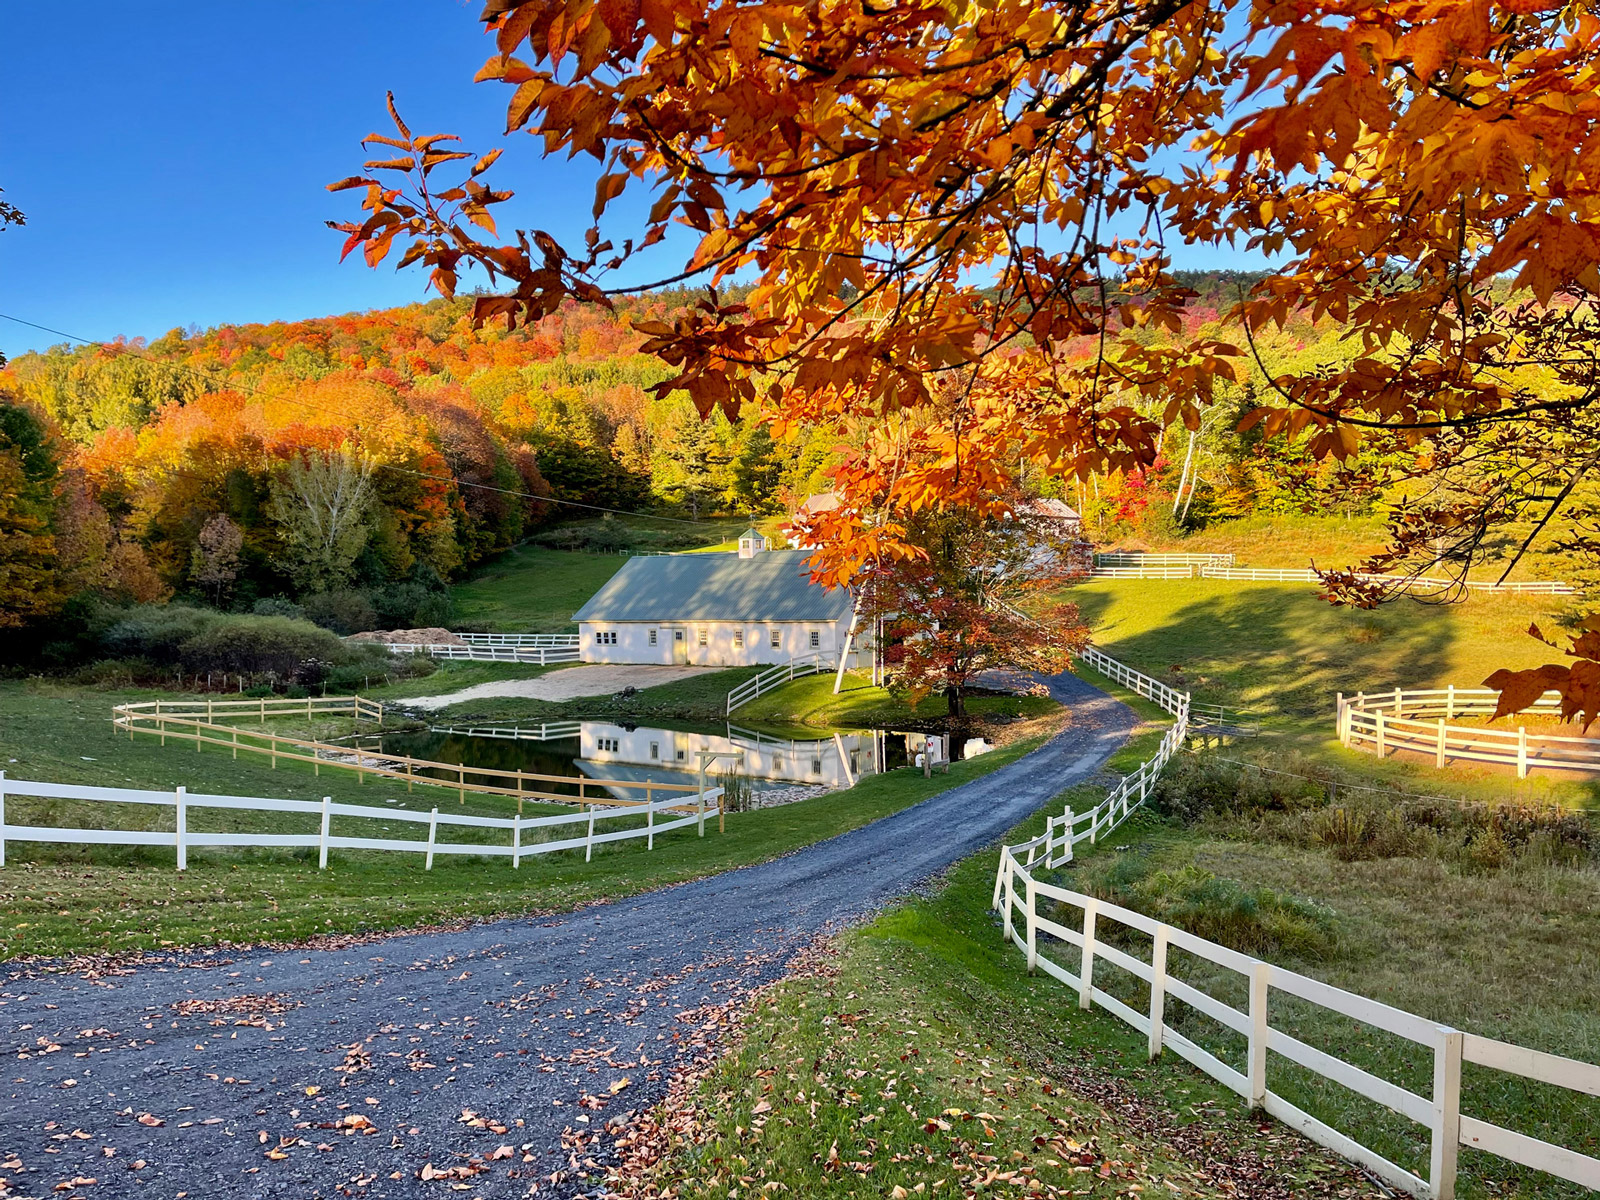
[572,550,853,623]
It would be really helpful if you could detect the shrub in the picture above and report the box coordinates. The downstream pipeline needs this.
[252,597,305,620]
[1067,858,1339,960]
[301,590,378,636]
[100,604,362,685]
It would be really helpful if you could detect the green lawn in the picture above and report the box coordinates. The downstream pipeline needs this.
[736,670,1059,731]
[450,545,625,631]
[0,678,1058,959]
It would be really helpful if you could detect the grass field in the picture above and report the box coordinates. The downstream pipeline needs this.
[450,545,625,631]
[735,670,1059,731]
[0,676,1061,959]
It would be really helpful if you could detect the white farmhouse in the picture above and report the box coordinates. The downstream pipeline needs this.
[572,547,860,667]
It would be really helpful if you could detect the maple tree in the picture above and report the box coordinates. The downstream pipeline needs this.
[330,0,1600,721]
[853,498,1088,717]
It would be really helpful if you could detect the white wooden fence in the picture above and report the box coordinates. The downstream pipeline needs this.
[725,654,830,715]
[426,721,584,742]
[379,643,581,664]
[457,633,580,648]
[1083,554,1575,594]
[1335,686,1595,778]
[0,772,721,871]
[991,845,1600,1198]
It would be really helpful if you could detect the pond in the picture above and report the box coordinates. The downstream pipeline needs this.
[372,719,982,806]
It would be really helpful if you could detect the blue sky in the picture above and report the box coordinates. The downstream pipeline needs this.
[1,2,1258,361]
[0,0,628,359]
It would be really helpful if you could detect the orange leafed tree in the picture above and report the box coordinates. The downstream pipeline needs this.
[334,0,1600,718]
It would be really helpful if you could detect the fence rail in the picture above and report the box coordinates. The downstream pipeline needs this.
[991,846,1600,1198]
[427,721,584,742]
[110,698,705,809]
[379,643,582,664]
[0,772,721,872]
[1335,686,1592,778]
[456,633,580,648]
[725,654,830,715]
[1082,555,1576,594]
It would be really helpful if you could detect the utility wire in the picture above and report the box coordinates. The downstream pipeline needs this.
[0,309,715,527]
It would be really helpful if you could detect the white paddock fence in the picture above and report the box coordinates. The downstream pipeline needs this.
[1335,687,1595,778]
[1086,555,1575,594]
[991,853,1600,1197]
[379,642,581,664]
[457,633,580,648]
[0,772,721,872]
[725,654,830,715]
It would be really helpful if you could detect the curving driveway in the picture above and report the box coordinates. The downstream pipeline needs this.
[0,674,1135,1199]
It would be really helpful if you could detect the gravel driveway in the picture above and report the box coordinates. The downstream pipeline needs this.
[0,673,1134,1199]
[402,665,720,711]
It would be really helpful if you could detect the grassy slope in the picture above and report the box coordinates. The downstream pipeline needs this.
[450,546,624,631]
[0,678,1055,959]
[735,671,1059,731]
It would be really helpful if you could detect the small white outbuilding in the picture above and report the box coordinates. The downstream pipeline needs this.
[572,547,861,668]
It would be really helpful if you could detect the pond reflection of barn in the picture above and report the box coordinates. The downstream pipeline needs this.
[578,722,885,794]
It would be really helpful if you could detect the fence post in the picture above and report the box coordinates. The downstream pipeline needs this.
[1002,856,1017,944]
[512,815,521,869]
[1062,807,1075,864]
[1247,962,1270,1108]
[646,786,656,851]
[260,696,266,724]
[1393,686,1402,715]
[698,785,707,837]
[991,851,1008,912]
[1429,1028,1463,1200]
[318,797,331,869]
[425,807,438,869]
[175,786,188,871]
[0,770,7,868]
[585,805,597,862]
[1517,727,1528,779]
[1024,876,1037,974]
[1436,718,1446,768]
[1148,925,1169,1060]
[1375,710,1386,758]
[1335,693,1346,744]
[1447,684,1456,720]
[1077,899,1097,1009]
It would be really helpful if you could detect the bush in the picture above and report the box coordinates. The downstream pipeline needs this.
[301,590,378,636]
[100,605,361,685]
[252,597,305,620]
[1069,857,1339,960]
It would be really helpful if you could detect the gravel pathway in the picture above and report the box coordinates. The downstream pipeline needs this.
[402,665,720,711]
[0,674,1135,1199]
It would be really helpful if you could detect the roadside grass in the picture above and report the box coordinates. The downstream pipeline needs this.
[736,671,1058,731]
[0,677,1056,959]
[449,546,625,631]
[1057,813,1600,1199]
[629,805,1377,1200]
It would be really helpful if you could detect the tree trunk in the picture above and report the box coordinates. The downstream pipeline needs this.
[945,683,966,719]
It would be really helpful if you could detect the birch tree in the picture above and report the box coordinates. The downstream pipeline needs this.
[267,449,376,592]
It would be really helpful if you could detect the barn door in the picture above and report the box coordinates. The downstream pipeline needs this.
[672,628,687,664]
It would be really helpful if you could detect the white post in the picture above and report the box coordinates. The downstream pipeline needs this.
[1517,727,1528,779]
[1393,685,1402,714]
[425,807,438,870]
[1078,899,1097,1009]
[697,786,707,837]
[1446,684,1456,720]
[175,786,188,871]
[512,815,522,868]
[1024,876,1037,974]
[318,797,331,869]
[1002,856,1017,944]
[1335,693,1345,744]
[1248,962,1270,1108]
[0,770,7,867]
[585,806,597,862]
[1062,806,1075,864]
[1375,710,1386,757]
[646,793,655,851]
[1430,1028,1464,1200]
[991,852,1007,912]
[1148,926,1169,1060]
[1436,718,1446,768]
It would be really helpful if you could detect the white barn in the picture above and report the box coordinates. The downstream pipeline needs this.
[572,548,861,667]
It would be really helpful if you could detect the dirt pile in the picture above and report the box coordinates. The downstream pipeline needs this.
[347,628,467,646]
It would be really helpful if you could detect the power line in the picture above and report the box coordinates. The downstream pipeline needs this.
[0,310,714,527]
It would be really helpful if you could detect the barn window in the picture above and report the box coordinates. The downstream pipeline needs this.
[649,741,659,760]
[594,630,617,646]
[734,630,744,649]
[648,629,657,645]
[770,629,781,649]
[698,628,708,646]
[809,630,820,648]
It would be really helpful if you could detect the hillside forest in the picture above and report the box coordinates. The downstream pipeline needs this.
[0,273,1577,669]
